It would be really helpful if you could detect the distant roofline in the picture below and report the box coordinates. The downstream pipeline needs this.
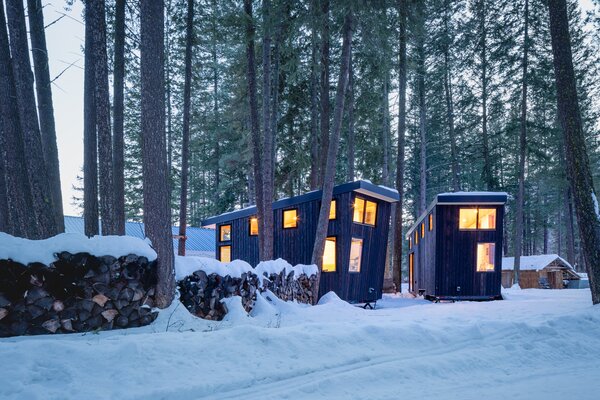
[201,180,399,226]
[63,215,212,231]
[406,191,508,238]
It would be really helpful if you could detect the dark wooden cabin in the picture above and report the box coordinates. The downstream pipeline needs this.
[201,180,399,303]
[406,192,508,301]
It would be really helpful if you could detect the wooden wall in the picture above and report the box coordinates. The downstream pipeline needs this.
[215,191,391,303]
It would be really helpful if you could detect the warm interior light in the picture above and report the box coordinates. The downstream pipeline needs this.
[478,209,496,229]
[249,217,258,235]
[353,198,365,223]
[322,237,336,272]
[459,209,478,230]
[220,245,231,263]
[220,224,231,241]
[476,243,495,272]
[349,238,363,273]
[364,201,377,225]
[329,200,336,220]
[283,209,298,228]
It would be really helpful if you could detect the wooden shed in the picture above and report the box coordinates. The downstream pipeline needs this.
[406,192,508,301]
[201,180,399,303]
[501,255,581,289]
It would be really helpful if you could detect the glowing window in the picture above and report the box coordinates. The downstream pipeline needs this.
[353,198,365,223]
[364,201,377,225]
[329,200,336,220]
[249,217,258,236]
[414,230,418,245]
[219,225,231,241]
[283,209,298,228]
[476,243,495,272]
[478,209,496,229]
[322,237,336,272]
[409,253,414,292]
[421,223,425,238]
[459,209,478,230]
[409,237,412,249]
[429,214,433,231]
[219,245,231,263]
[349,238,363,273]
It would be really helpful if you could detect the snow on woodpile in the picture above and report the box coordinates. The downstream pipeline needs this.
[502,254,573,271]
[0,232,157,266]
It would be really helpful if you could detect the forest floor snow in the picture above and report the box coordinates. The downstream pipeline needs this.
[0,287,599,399]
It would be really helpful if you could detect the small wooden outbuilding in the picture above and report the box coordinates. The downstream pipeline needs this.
[501,255,581,289]
[201,180,399,303]
[406,192,508,301]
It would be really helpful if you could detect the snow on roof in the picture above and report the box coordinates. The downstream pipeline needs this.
[0,232,157,266]
[502,254,573,271]
[437,191,509,197]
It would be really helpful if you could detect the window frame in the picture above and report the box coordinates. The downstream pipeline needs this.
[219,245,232,263]
[322,236,337,273]
[248,216,258,236]
[476,242,496,273]
[348,238,363,273]
[458,207,497,231]
[353,196,377,227]
[219,224,232,242]
[282,208,299,229]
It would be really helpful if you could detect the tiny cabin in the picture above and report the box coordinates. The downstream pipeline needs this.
[201,180,399,303]
[406,192,508,301]
[501,254,581,289]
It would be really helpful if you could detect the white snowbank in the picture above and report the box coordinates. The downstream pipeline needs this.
[1,286,598,399]
[0,232,157,265]
[175,256,317,282]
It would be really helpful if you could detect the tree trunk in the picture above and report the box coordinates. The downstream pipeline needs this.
[0,2,33,237]
[513,0,529,287]
[564,187,576,265]
[548,0,600,304]
[27,0,64,232]
[416,0,427,214]
[6,0,57,239]
[0,137,7,231]
[89,0,117,235]
[112,0,126,235]
[261,0,274,261]
[140,0,175,308]
[311,8,353,301]
[270,2,286,189]
[479,0,493,190]
[393,0,407,293]
[83,0,99,237]
[244,0,265,260]
[382,73,391,186]
[212,0,220,201]
[309,0,319,190]
[318,0,330,187]
[346,50,355,182]
[178,0,194,257]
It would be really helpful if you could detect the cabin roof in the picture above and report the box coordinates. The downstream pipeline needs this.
[501,254,574,272]
[201,180,399,226]
[406,191,508,238]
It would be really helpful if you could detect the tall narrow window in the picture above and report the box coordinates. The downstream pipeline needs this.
[249,217,258,236]
[349,238,363,273]
[421,223,425,238]
[409,237,412,250]
[459,209,478,230]
[322,237,336,272]
[429,214,433,231]
[219,245,231,263]
[478,209,496,229]
[409,253,414,292]
[353,198,365,223]
[415,230,418,245]
[220,225,231,241]
[283,209,298,228]
[364,200,377,225]
[329,200,337,220]
[476,243,495,272]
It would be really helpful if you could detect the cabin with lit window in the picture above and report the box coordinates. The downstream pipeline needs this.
[201,180,399,303]
[406,192,508,301]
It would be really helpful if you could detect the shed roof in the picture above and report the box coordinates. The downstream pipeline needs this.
[64,216,215,254]
[201,180,399,226]
[406,191,508,237]
[501,254,573,271]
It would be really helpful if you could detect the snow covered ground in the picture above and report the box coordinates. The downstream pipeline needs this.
[1,287,599,400]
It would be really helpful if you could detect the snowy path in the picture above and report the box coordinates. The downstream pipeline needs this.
[1,289,599,399]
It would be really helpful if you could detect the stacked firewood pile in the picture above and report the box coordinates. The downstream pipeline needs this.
[178,269,318,321]
[0,252,158,337]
